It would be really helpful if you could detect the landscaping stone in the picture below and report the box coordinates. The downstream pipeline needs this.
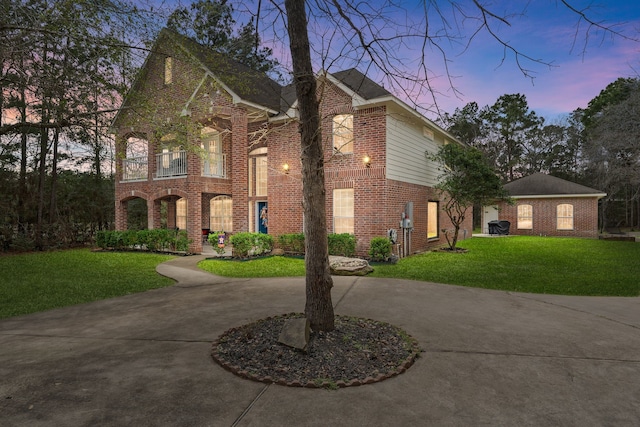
[278,317,310,352]
[271,248,285,256]
[329,256,374,276]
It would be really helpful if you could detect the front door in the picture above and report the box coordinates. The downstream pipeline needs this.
[257,201,268,234]
[483,205,499,233]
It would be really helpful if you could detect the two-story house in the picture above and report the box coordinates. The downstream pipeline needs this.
[112,29,471,255]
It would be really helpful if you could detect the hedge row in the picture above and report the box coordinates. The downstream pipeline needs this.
[95,229,192,253]
[277,233,357,257]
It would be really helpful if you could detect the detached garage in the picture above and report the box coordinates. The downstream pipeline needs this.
[483,173,606,238]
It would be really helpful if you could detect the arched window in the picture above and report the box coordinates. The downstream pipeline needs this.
[517,204,533,229]
[210,195,233,232]
[557,204,574,230]
[123,137,148,181]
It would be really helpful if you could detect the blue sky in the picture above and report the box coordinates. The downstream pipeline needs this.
[157,0,640,121]
[407,1,640,121]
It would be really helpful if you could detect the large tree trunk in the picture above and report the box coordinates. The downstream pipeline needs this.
[285,0,335,332]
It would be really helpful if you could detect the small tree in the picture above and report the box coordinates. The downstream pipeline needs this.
[430,144,510,250]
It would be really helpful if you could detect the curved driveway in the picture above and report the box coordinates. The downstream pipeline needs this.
[1,255,639,426]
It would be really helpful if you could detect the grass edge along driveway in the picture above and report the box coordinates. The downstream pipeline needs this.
[0,249,175,319]
[198,236,640,297]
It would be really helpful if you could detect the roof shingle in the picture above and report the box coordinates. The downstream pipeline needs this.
[504,173,604,196]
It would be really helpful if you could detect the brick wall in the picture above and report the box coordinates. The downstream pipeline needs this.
[114,33,470,255]
[113,34,249,253]
[497,197,600,238]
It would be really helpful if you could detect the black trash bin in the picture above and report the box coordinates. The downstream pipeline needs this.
[488,220,510,235]
[488,220,499,235]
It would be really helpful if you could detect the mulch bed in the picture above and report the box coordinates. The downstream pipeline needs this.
[211,313,421,389]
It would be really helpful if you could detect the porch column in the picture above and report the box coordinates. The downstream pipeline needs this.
[148,199,161,229]
[188,192,203,253]
[231,110,249,232]
[115,199,127,231]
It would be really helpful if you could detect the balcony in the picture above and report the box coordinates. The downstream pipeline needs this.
[122,150,226,181]
[202,153,227,178]
[122,156,148,181]
[156,150,187,178]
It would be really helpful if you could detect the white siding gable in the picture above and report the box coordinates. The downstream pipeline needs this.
[386,113,444,187]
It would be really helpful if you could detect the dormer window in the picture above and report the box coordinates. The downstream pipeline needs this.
[333,114,353,154]
[164,57,173,85]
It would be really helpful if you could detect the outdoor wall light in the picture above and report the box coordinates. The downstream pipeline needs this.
[283,163,290,174]
[363,155,371,168]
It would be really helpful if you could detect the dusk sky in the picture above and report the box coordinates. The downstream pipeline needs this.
[423,0,640,121]
[158,1,640,121]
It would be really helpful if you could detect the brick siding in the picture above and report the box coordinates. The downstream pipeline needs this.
[114,34,470,255]
[496,197,600,238]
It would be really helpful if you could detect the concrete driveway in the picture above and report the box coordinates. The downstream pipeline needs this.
[1,255,639,426]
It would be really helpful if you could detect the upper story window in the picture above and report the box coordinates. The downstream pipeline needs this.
[164,56,173,85]
[126,137,148,159]
[517,204,533,229]
[201,127,224,177]
[201,127,221,153]
[557,204,574,230]
[333,114,353,154]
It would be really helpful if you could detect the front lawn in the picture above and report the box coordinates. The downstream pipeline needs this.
[198,236,640,296]
[0,249,175,319]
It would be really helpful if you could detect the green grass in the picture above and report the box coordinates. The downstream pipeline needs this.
[371,237,640,296]
[198,255,306,278]
[0,249,175,319]
[198,237,640,296]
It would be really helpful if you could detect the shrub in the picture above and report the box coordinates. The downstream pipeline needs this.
[174,230,190,252]
[230,232,274,258]
[95,230,108,249]
[278,233,305,254]
[369,236,392,262]
[328,233,356,257]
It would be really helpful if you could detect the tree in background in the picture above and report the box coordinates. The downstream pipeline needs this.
[583,79,640,229]
[481,94,544,182]
[441,102,486,147]
[0,0,157,250]
[167,0,279,75]
[430,143,509,251]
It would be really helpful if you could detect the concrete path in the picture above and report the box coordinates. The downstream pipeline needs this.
[1,255,639,426]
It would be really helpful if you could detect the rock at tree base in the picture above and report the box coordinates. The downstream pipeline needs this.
[329,256,374,276]
[278,318,310,352]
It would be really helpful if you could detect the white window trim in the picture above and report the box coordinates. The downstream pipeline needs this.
[332,114,354,154]
[557,204,574,230]
[517,204,533,230]
[333,188,354,234]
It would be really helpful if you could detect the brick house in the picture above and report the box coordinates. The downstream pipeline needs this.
[482,173,606,238]
[112,29,471,255]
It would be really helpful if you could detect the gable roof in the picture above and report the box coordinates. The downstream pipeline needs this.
[114,29,460,145]
[331,68,392,100]
[163,29,283,113]
[504,173,606,198]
